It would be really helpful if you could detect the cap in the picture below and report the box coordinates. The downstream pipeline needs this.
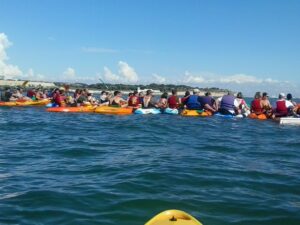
[279,93,285,98]
[193,88,200,94]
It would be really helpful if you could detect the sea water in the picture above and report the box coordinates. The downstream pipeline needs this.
[0,104,299,225]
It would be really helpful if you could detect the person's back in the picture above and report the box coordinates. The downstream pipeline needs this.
[251,92,263,114]
[220,95,235,110]
[218,92,238,115]
[185,89,201,110]
[128,91,140,107]
[274,93,294,117]
[199,95,214,108]
[3,89,12,102]
[168,90,180,109]
[157,92,168,109]
[143,90,155,108]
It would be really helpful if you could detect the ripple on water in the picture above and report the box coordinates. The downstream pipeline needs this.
[0,107,300,224]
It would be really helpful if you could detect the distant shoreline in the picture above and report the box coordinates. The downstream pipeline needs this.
[0,79,230,97]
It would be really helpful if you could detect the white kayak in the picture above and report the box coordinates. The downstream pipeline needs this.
[164,108,179,115]
[279,117,300,125]
[134,108,162,114]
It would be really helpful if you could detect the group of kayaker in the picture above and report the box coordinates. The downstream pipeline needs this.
[250,92,299,118]
[1,86,299,118]
[0,87,49,102]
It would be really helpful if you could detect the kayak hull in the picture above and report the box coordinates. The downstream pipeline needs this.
[164,108,179,115]
[134,108,162,114]
[0,99,50,107]
[279,117,300,125]
[95,106,133,115]
[249,113,267,120]
[47,106,95,113]
[145,210,202,225]
[214,112,243,118]
[181,109,212,117]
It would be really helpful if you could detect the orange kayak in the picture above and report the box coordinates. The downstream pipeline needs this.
[47,106,95,113]
[94,106,133,115]
[248,113,267,120]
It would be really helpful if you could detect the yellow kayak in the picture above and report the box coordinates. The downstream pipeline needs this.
[145,210,203,225]
[0,99,50,107]
[181,109,212,117]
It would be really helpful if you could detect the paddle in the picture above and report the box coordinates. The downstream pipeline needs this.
[99,78,109,90]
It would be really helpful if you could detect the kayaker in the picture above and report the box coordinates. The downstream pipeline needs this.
[184,89,202,110]
[53,89,66,106]
[9,88,30,101]
[143,90,156,108]
[181,91,191,105]
[128,90,141,107]
[156,92,168,109]
[273,93,294,117]
[260,92,273,117]
[236,92,250,117]
[287,93,300,115]
[76,90,88,106]
[251,92,263,115]
[35,89,44,100]
[217,91,239,115]
[27,88,36,99]
[87,93,98,105]
[167,89,181,109]
[42,89,49,99]
[138,91,145,106]
[198,92,217,113]
[287,93,297,107]
[1,87,12,102]
[110,91,127,107]
[99,91,110,105]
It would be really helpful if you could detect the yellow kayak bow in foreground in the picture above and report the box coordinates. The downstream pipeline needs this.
[145,210,203,225]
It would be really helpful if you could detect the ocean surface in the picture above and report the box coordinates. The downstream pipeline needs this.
[1,102,300,225]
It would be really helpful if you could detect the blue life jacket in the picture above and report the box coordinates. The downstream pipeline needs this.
[186,95,201,109]
[199,96,214,107]
[220,95,235,111]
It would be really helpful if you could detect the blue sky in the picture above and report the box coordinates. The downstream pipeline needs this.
[0,0,300,96]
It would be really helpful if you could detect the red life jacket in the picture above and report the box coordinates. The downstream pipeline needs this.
[276,100,288,114]
[251,99,263,114]
[128,96,140,107]
[54,94,66,106]
[168,95,179,109]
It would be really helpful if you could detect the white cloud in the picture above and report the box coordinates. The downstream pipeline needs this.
[82,47,119,53]
[218,74,263,84]
[102,61,139,84]
[103,66,120,82]
[182,72,284,85]
[118,61,138,83]
[63,67,76,79]
[152,73,166,83]
[0,33,23,79]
